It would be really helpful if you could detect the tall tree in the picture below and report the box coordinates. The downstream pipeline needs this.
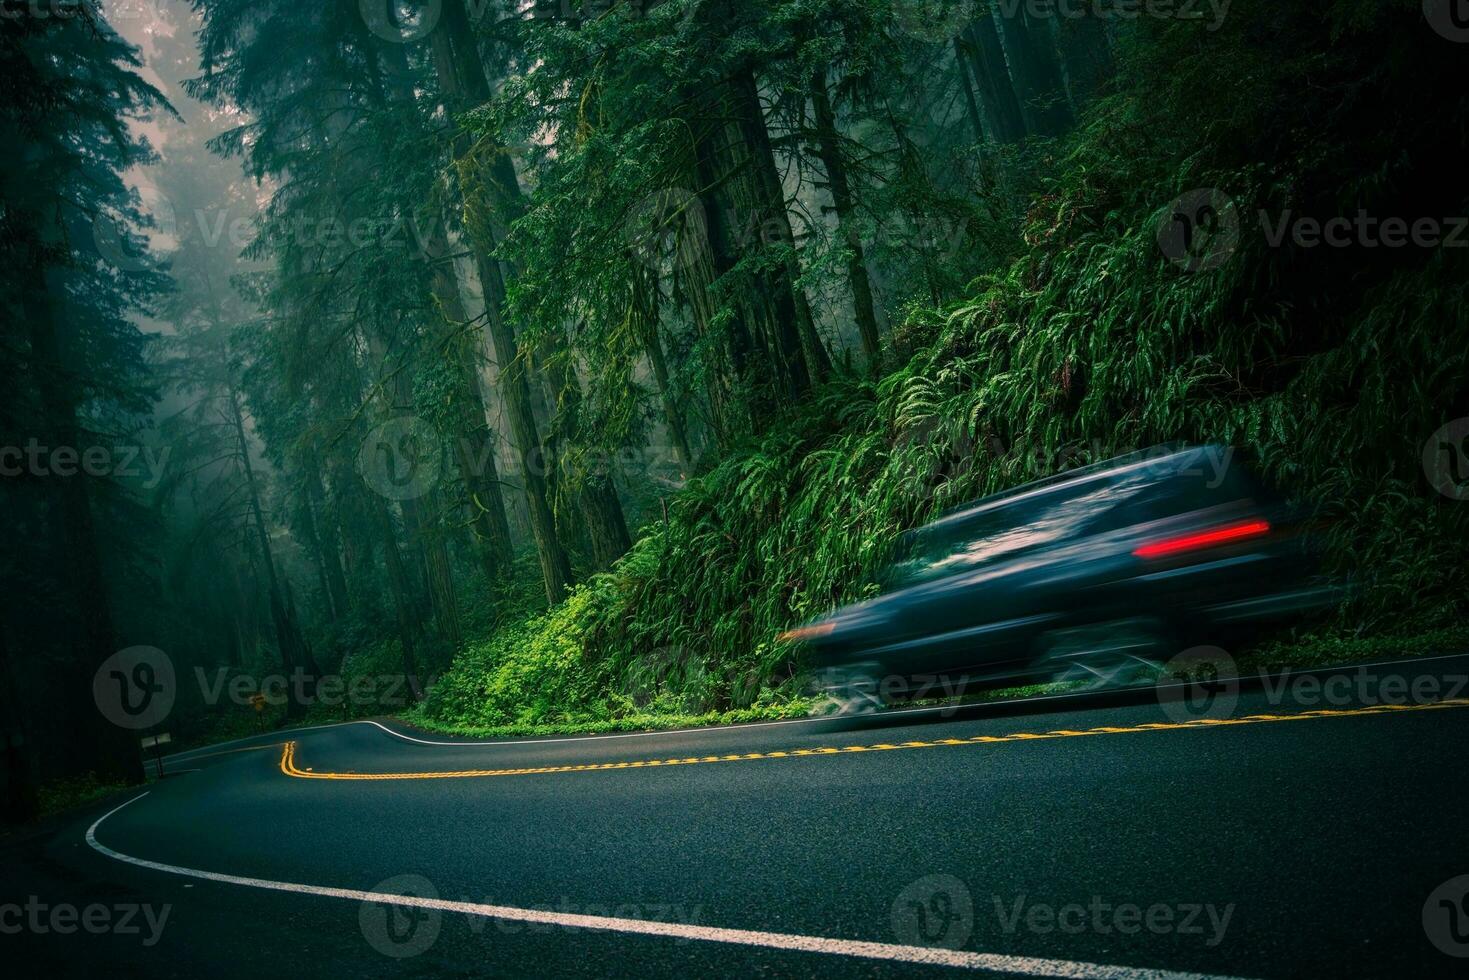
[429,0,575,604]
[809,68,883,367]
[1,5,174,783]
[989,2,1073,135]
[959,12,1026,143]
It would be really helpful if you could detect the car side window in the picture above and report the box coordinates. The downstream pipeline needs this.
[883,480,1134,589]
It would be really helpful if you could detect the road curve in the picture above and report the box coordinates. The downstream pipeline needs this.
[5,659,1469,978]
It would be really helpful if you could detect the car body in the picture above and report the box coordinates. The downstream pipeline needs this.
[785,445,1343,706]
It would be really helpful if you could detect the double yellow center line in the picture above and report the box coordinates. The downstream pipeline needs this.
[278,697,1469,782]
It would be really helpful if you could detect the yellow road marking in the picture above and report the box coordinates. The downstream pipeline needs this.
[278,697,1469,783]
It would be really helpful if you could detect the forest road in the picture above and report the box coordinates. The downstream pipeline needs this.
[8,655,1469,978]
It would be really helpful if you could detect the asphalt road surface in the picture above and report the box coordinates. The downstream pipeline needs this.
[5,656,1469,978]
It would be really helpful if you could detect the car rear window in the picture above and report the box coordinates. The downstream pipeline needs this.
[881,476,1141,589]
[877,451,1271,590]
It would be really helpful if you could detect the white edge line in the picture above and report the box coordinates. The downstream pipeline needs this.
[357,715,830,747]
[162,721,357,763]
[161,716,818,763]
[163,712,843,760]
[86,794,1255,980]
[167,651,1469,756]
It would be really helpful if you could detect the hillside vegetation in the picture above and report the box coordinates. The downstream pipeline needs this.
[412,2,1469,732]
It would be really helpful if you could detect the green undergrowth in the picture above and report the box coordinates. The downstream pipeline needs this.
[1236,624,1469,677]
[399,701,818,740]
[404,622,1469,739]
[36,773,132,818]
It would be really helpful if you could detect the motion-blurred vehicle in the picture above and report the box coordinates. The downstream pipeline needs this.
[782,445,1342,713]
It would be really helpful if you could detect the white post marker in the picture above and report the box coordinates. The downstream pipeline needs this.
[140,732,172,778]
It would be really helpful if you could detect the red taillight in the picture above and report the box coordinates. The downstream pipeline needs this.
[1133,519,1272,560]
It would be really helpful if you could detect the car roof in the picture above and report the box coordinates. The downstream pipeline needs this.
[920,443,1223,537]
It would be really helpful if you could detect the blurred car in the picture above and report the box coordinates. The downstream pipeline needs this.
[782,444,1343,713]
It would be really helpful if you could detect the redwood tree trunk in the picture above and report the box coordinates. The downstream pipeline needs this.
[990,2,1074,136]
[301,452,350,619]
[631,267,695,469]
[370,494,421,680]
[952,40,989,143]
[229,387,311,721]
[432,0,574,605]
[373,18,517,587]
[961,12,1027,143]
[421,219,516,581]
[731,69,824,394]
[536,336,633,572]
[810,69,883,368]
